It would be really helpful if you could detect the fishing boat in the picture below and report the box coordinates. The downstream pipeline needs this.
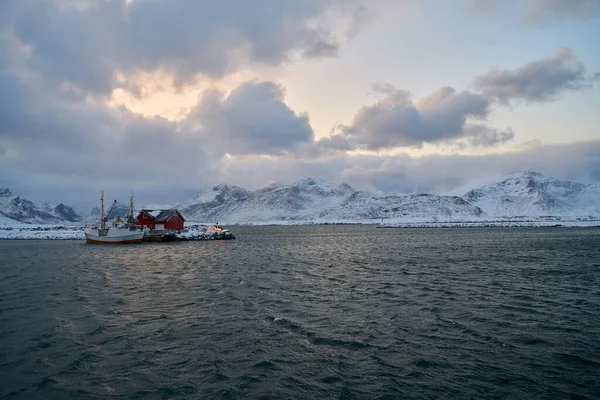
[85,191,146,244]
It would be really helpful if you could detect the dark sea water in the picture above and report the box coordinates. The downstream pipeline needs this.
[1,226,599,399]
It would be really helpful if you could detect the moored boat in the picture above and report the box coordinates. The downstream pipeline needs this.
[85,191,145,244]
[85,227,145,244]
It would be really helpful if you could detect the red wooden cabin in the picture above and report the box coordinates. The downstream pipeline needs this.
[136,209,185,231]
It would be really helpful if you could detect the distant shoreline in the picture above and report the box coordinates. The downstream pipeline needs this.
[1,219,599,239]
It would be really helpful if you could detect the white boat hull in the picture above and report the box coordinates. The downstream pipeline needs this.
[85,227,145,244]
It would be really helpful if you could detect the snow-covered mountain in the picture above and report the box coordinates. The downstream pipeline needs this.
[178,178,357,223]
[177,172,599,224]
[449,171,600,217]
[0,189,83,224]
[320,192,484,222]
[90,201,130,219]
[53,204,83,222]
[2,172,598,226]
[177,178,484,223]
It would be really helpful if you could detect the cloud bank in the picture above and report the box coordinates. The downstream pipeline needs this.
[5,0,359,94]
[0,0,598,210]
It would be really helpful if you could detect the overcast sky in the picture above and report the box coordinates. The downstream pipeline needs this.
[1,0,599,212]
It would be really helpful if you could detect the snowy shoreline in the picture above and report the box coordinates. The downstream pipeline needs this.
[0,223,237,240]
[378,220,600,228]
[1,218,598,239]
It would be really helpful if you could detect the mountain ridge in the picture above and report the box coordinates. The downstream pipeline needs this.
[0,189,83,225]
[1,171,598,226]
[176,172,599,223]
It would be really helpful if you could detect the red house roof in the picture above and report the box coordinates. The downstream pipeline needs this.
[138,209,185,222]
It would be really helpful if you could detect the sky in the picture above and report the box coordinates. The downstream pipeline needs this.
[0,0,599,213]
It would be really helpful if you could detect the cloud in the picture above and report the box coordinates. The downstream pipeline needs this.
[0,67,212,205]
[1,59,599,209]
[208,140,600,195]
[339,140,600,194]
[459,124,515,148]
[321,85,512,150]
[0,68,316,208]
[186,80,314,155]
[465,0,504,14]
[473,47,589,103]
[324,47,593,153]
[6,0,361,94]
[524,0,600,24]
[466,0,600,23]
[1,2,597,211]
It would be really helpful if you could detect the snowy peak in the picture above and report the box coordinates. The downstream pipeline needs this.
[460,172,595,217]
[53,203,83,222]
[106,201,129,219]
[178,178,359,223]
[288,178,355,197]
[177,172,598,224]
[177,178,485,223]
[0,188,82,224]
[2,196,63,224]
[42,201,54,213]
[181,184,249,208]
[90,201,129,219]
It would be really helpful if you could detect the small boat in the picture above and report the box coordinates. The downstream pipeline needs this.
[85,191,145,244]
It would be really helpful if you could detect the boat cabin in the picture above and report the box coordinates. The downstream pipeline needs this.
[136,209,185,231]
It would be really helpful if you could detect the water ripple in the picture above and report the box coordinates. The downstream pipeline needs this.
[1,226,599,399]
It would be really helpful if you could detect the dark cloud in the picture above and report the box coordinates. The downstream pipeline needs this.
[186,80,314,155]
[0,69,315,208]
[322,85,501,150]
[473,47,589,103]
[0,67,213,210]
[6,0,359,94]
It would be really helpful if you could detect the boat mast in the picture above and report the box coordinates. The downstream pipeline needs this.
[100,190,105,230]
[128,191,134,225]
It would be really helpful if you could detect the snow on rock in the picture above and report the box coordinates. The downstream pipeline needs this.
[53,204,83,222]
[89,201,129,219]
[0,188,82,224]
[0,226,85,239]
[1,171,598,229]
[452,171,600,218]
[317,192,484,222]
[380,220,600,228]
[0,212,27,227]
[178,178,484,224]
[0,196,63,224]
[178,178,357,223]
[177,229,235,241]
[42,201,54,213]
[177,172,598,225]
